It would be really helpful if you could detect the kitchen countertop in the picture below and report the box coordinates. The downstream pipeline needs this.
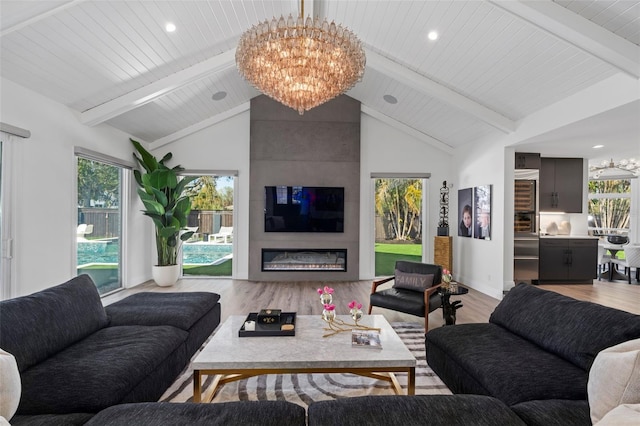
[539,235,600,239]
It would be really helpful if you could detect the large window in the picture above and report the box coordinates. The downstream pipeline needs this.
[588,179,631,235]
[76,151,128,295]
[181,174,234,277]
[373,177,425,276]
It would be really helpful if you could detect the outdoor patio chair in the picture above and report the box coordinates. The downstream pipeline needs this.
[76,224,94,240]
[208,226,233,244]
[368,261,443,331]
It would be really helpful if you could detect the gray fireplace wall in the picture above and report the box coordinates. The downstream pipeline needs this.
[249,94,361,281]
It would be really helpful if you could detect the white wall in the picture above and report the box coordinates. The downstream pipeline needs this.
[1,78,149,297]
[156,111,251,279]
[359,114,453,279]
[453,138,506,300]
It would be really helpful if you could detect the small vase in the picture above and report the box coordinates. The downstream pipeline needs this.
[320,293,333,305]
[322,309,335,322]
[351,309,363,323]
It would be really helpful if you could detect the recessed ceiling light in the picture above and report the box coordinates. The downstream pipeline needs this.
[428,31,438,41]
[211,91,227,101]
[383,94,398,104]
[592,144,604,149]
[165,22,176,33]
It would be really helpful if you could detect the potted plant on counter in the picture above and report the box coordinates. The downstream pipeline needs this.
[131,138,196,286]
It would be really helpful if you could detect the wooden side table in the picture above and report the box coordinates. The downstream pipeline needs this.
[434,236,453,272]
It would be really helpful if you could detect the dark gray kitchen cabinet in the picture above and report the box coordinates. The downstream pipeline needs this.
[540,158,583,213]
[515,152,541,169]
[539,238,597,283]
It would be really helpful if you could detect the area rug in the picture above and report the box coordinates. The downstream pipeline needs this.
[160,322,451,407]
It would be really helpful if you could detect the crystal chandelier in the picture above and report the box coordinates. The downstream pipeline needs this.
[589,158,640,179]
[235,1,365,115]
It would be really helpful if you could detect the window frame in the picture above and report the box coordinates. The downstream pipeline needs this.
[74,147,133,295]
[587,178,632,235]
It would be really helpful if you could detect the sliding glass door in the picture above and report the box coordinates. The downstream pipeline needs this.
[181,174,234,277]
[76,155,125,295]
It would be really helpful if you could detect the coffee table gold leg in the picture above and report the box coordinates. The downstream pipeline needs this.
[407,367,416,395]
[193,370,202,403]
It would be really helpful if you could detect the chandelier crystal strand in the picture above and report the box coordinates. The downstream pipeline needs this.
[236,8,365,115]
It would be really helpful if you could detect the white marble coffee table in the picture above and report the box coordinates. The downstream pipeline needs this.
[192,314,416,402]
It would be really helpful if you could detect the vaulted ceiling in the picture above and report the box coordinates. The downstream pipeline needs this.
[1,1,639,163]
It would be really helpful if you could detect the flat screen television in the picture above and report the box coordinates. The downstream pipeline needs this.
[265,186,344,232]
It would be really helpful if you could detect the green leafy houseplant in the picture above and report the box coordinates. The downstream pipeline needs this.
[131,138,196,266]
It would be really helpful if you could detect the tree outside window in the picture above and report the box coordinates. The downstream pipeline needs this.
[588,179,631,235]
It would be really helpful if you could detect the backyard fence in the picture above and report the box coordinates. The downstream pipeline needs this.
[78,208,233,240]
[188,210,233,236]
[78,208,120,238]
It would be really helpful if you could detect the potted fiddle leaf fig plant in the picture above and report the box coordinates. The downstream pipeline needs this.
[131,138,196,286]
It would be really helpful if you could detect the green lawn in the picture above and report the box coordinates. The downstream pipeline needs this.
[183,260,233,276]
[375,242,422,276]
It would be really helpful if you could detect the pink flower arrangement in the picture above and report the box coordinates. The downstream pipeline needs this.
[442,269,452,283]
[323,303,336,311]
[317,286,334,295]
[348,300,363,322]
[318,286,334,304]
[348,300,362,311]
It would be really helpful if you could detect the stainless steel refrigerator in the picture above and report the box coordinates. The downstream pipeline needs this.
[514,170,539,283]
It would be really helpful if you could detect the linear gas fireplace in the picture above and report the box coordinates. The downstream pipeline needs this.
[262,249,347,272]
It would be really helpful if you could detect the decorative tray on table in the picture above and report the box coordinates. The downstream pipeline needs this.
[238,312,297,337]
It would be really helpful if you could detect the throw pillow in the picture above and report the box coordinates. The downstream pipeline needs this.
[596,404,640,426]
[588,338,640,424]
[0,348,21,421]
[393,270,434,292]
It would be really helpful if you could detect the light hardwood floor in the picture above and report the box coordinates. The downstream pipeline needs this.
[102,278,640,331]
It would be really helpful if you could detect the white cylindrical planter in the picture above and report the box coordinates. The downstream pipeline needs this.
[152,264,180,287]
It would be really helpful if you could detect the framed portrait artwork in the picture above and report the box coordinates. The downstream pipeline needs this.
[473,185,492,240]
[458,188,473,237]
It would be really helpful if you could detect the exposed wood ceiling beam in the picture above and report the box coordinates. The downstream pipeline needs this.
[489,0,640,79]
[80,50,236,126]
[0,0,86,37]
[365,49,517,133]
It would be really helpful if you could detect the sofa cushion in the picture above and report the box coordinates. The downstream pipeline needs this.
[307,395,526,426]
[426,323,587,406]
[510,399,591,426]
[17,325,187,415]
[393,271,434,291]
[0,275,108,372]
[105,291,220,330]
[84,401,307,426]
[489,283,640,370]
[9,413,95,426]
[596,404,640,426]
[588,338,640,424]
[0,349,20,421]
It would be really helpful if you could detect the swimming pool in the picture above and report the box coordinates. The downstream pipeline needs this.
[77,240,232,267]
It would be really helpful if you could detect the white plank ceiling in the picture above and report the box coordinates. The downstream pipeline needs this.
[1,0,638,163]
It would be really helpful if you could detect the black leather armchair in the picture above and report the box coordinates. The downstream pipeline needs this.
[368,261,443,331]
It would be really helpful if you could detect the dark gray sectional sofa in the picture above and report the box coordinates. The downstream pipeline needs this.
[6,278,638,425]
[0,275,222,424]
[425,282,640,425]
